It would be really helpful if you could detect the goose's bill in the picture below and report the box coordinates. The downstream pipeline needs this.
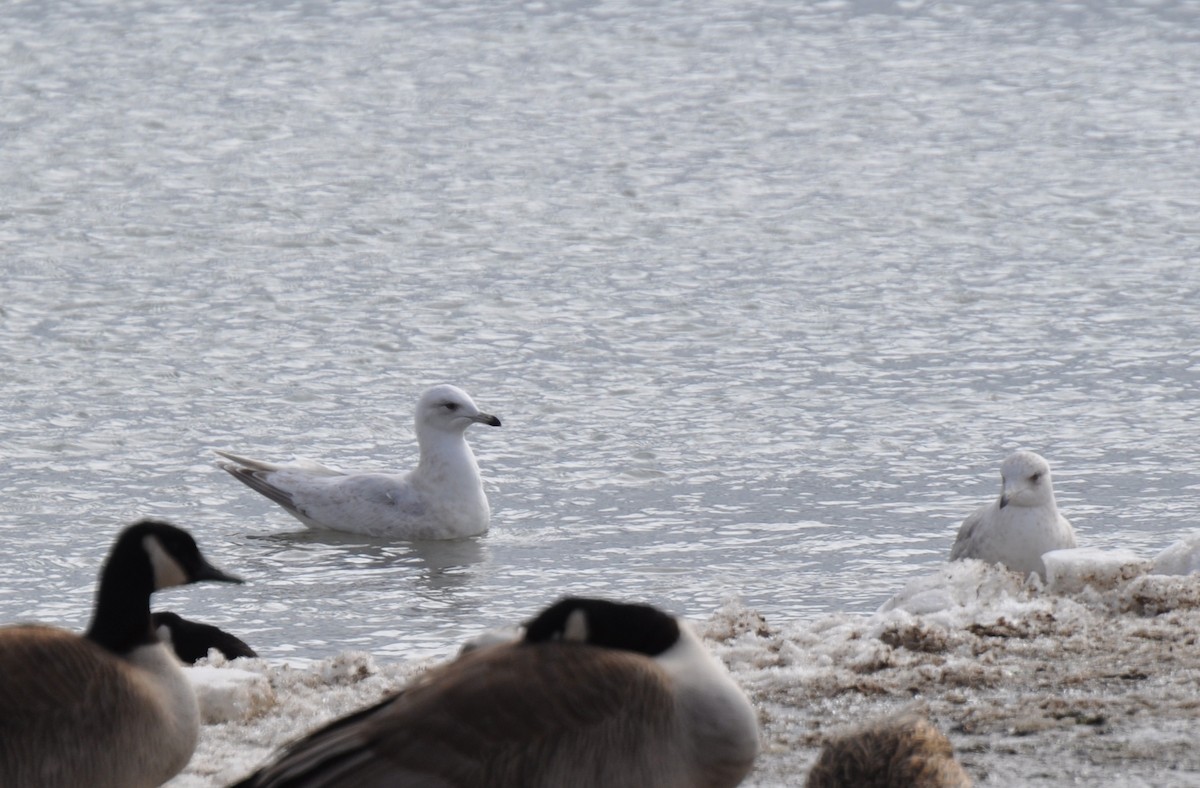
[472,412,502,427]
[194,561,245,585]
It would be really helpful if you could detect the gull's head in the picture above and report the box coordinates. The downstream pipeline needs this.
[998,450,1055,509]
[416,384,502,434]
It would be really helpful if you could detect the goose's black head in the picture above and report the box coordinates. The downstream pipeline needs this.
[523,597,681,657]
[86,519,242,654]
[116,519,244,590]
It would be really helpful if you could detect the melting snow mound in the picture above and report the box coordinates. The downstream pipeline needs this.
[1042,547,1151,594]
[1152,531,1200,576]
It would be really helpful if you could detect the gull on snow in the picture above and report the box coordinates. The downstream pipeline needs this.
[950,450,1077,579]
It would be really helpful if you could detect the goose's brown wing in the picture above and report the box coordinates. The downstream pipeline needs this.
[232,642,683,788]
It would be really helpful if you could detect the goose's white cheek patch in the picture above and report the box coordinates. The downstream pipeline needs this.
[144,536,188,589]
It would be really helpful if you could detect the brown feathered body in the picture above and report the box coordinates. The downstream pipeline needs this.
[805,715,972,788]
[234,634,758,788]
[0,625,200,788]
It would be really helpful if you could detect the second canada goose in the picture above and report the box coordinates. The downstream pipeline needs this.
[0,519,243,788]
[805,714,972,788]
[231,597,761,788]
[949,450,1077,578]
[216,384,502,539]
[152,611,257,663]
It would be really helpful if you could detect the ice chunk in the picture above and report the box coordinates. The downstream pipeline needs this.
[186,664,277,723]
[878,560,1030,619]
[458,626,522,655]
[1152,532,1200,576]
[1042,547,1151,594]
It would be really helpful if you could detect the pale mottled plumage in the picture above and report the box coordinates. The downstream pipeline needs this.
[805,715,972,788]
[217,384,501,539]
[0,520,242,788]
[231,598,760,788]
[950,451,1077,579]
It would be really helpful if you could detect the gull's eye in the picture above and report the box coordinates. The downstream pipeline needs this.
[1030,472,1042,483]
[444,402,460,412]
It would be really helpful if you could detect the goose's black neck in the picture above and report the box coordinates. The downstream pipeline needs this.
[84,534,158,655]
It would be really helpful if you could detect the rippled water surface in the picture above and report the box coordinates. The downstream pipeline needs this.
[2,0,1199,662]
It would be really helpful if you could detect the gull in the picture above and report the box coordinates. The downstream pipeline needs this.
[229,597,761,788]
[217,384,501,539]
[950,450,1077,579]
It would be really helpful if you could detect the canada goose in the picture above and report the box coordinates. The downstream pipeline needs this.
[0,519,243,788]
[949,451,1076,579]
[216,384,502,539]
[231,597,760,788]
[805,714,972,788]
[152,611,257,663]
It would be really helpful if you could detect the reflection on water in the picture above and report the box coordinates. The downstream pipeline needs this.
[1,0,1199,660]
[249,530,490,590]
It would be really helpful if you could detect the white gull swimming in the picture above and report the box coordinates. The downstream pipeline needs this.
[216,384,501,539]
[949,450,1077,579]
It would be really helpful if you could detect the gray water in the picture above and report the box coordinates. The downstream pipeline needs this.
[2,0,1199,663]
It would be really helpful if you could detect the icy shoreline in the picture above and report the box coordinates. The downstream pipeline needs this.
[170,557,1200,787]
